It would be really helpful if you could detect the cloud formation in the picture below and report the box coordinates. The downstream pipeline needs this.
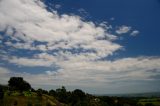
[0,56,160,87]
[0,0,121,60]
[0,0,159,93]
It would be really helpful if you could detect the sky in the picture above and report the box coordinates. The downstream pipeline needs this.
[0,0,160,94]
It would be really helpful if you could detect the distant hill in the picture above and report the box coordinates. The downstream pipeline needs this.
[101,92,160,97]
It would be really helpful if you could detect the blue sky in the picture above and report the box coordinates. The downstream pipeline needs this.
[47,0,160,57]
[0,0,160,94]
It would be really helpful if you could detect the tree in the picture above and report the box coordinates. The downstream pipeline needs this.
[70,89,86,105]
[56,86,68,103]
[49,89,56,96]
[8,77,31,92]
[31,88,36,92]
[36,88,43,97]
[0,86,4,99]
[36,88,48,95]
[73,89,86,100]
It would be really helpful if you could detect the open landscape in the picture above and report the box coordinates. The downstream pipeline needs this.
[0,77,160,106]
[0,0,160,106]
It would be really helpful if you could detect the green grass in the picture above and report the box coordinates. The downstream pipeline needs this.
[138,98,160,106]
[23,91,33,97]
[0,91,65,106]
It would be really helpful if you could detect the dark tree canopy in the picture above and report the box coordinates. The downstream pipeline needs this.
[73,89,86,100]
[49,89,56,96]
[8,77,31,92]
[55,86,68,103]
[0,86,4,99]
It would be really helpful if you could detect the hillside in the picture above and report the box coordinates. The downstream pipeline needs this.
[1,77,160,106]
[0,91,65,106]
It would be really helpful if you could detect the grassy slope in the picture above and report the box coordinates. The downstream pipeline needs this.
[0,92,66,106]
[138,98,160,106]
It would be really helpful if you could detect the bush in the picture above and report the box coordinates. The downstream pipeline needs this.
[12,91,21,96]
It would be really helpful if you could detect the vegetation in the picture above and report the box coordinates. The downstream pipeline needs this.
[0,85,4,99]
[138,98,160,106]
[8,77,31,92]
[0,77,160,106]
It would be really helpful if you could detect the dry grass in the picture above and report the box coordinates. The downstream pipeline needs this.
[0,92,66,106]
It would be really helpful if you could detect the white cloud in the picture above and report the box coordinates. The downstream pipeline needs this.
[55,57,160,83]
[0,0,159,93]
[116,25,131,34]
[8,56,55,67]
[0,0,112,43]
[1,56,160,87]
[0,0,123,66]
[0,0,120,59]
[0,56,160,94]
[131,30,139,36]
[0,67,11,84]
[0,67,10,74]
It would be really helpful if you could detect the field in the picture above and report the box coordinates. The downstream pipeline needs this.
[138,98,160,106]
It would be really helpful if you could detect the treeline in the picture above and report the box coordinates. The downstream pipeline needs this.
[37,86,97,106]
[0,77,157,106]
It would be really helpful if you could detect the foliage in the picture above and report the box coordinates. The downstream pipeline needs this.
[73,89,86,100]
[31,88,36,92]
[11,91,21,96]
[49,89,56,96]
[8,77,31,92]
[0,85,4,99]
[36,88,48,95]
[23,91,32,97]
[55,86,68,103]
